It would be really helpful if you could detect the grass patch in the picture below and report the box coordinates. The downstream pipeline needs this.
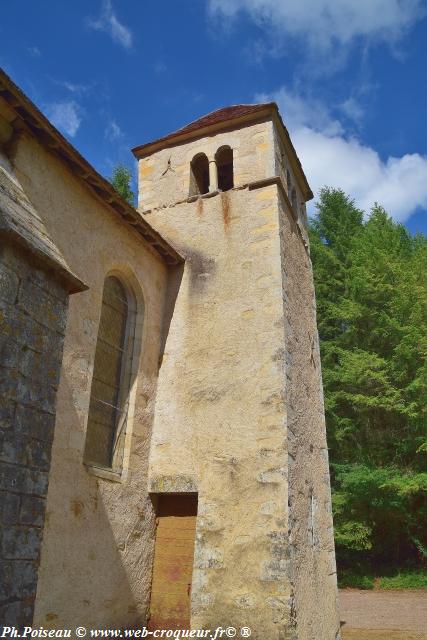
[338,569,427,589]
[378,571,427,589]
[338,571,374,589]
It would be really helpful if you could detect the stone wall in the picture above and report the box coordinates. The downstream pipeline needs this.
[144,182,292,638]
[278,190,341,640]
[140,115,340,638]
[0,243,68,627]
[138,120,276,211]
[6,134,170,630]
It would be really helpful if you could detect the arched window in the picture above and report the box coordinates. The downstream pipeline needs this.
[215,146,233,191]
[189,153,209,196]
[84,276,135,472]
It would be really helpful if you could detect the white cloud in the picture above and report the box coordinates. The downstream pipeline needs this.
[87,0,133,50]
[257,87,343,136]
[27,46,41,57]
[339,97,365,125]
[46,101,82,137]
[56,80,91,95]
[262,87,427,223]
[105,119,123,141]
[209,0,425,61]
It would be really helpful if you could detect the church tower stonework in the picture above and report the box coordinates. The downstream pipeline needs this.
[133,104,341,639]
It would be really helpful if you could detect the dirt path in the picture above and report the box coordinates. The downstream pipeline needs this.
[339,589,427,640]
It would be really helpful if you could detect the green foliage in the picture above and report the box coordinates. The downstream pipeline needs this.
[332,464,427,568]
[310,188,427,574]
[337,569,427,589]
[110,164,135,205]
[379,571,427,589]
[337,570,375,589]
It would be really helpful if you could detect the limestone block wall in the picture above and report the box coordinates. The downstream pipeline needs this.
[144,183,294,637]
[138,120,275,211]
[272,125,309,235]
[278,192,341,640]
[6,134,169,629]
[141,117,339,638]
[0,243,68,627]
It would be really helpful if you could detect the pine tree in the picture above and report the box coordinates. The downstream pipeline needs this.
[110,164,135,205]
[310,188,427,573]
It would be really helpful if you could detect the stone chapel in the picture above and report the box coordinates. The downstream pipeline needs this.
[0,68,341,639]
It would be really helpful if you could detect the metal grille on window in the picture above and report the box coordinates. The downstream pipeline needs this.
[84,276,133,471]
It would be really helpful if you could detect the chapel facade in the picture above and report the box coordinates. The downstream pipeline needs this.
[0,69,340,639]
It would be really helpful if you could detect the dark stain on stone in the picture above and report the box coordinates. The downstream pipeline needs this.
[70,499,84,518]
[196,198,203,217]
[184,248,216,294]
[221,191,230,227]
[46,613,58,621]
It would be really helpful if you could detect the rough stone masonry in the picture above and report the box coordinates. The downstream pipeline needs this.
[0,245,69,626]
[0,127,85,627]
[134,103,341,638]
[0,69,341,639]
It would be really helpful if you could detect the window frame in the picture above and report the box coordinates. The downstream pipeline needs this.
[83,273,140,481]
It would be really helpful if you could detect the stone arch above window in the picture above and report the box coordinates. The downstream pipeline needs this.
[215,145,234,192]
[189,153,209,196]
[84,275,137,473]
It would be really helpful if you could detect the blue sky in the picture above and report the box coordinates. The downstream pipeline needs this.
[1,0,427,233]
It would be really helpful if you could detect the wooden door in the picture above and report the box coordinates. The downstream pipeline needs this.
[148,494,198,630]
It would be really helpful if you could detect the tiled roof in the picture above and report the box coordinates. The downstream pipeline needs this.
[132,103,275,157]
[132,101,313,201]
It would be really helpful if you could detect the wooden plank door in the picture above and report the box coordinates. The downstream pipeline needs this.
[148,494,198,630]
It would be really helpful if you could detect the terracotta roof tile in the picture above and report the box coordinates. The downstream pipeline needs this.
[131,100,313,201]
[132,103,275,156]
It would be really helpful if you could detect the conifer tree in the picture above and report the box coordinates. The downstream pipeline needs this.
[110,164,135,205]
[309,188,427,573]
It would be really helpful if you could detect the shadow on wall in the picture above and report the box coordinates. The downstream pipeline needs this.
[7,135,163,630]
[34,371,157,629]
[158,262,185,367]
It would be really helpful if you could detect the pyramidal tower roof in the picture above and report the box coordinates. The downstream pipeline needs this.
[132,102,312,200]
[132,103,276,158]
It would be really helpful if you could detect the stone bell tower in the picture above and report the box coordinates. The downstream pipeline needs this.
[133,104,340,639]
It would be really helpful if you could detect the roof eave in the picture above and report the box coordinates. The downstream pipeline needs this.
[132,103,277,159]
[132,101,313,203]
[0,68,183,266]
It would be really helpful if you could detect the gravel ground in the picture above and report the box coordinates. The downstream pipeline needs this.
[339,589,427,640]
